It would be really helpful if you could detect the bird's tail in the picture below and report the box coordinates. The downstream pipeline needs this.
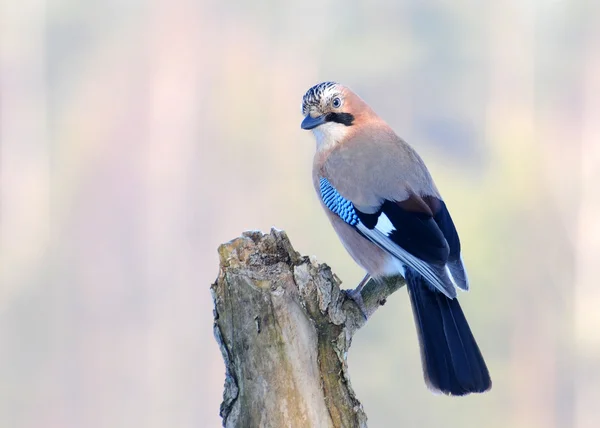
[405,267,492,395]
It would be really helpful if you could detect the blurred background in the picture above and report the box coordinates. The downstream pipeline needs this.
[1,0,599,427]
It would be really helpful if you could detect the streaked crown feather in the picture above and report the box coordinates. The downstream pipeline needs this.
[301,81,340,116]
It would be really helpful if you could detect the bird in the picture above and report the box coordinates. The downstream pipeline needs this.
[300,81,491,396]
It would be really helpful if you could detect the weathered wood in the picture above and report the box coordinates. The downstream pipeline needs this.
[211,229,405,428]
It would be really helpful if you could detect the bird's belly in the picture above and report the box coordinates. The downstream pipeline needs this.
[379,256,406,278]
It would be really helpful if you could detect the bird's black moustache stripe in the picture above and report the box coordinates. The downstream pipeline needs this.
[325,112,355,126]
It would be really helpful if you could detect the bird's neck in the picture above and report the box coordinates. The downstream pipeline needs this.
[312,122,351,152]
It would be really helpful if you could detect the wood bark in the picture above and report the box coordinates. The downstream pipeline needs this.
[211,229,404,428]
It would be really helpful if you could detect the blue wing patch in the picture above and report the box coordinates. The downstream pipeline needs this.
[319,178,359,226]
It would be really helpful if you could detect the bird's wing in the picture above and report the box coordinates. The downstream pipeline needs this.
[319,177,460,298]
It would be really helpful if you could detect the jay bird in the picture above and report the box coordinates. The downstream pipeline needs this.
[301,81,491,396]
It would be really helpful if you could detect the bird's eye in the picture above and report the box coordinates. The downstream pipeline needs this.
[332,97,342,108]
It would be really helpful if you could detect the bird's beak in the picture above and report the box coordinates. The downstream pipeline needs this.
[301,114,326,130]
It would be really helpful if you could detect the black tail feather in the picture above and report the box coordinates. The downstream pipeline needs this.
[406,267,491,395]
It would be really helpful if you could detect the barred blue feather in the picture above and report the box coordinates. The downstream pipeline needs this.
[319,178,359,226]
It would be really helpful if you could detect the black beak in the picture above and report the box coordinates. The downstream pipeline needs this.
[301,115,326,130]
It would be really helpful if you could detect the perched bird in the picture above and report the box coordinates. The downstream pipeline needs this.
[301,81,491,396]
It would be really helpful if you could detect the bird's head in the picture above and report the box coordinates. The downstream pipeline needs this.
[301,82,373,148]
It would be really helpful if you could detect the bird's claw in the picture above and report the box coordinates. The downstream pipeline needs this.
[345,288,368,321]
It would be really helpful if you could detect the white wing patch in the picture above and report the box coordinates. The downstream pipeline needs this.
[375,213,396,236]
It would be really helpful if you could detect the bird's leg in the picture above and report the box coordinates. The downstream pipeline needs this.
[345,273,372,320]
[355,273,371,293]
[345,274,406,322]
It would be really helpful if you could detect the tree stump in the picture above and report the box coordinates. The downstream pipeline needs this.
[211,229,404,428]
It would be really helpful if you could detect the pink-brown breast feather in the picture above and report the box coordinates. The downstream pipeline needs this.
[312,142,393,275]
[315,121,441,212]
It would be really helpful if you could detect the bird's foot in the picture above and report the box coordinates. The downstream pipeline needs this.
[345,274,371,321]
[345,288,368,320]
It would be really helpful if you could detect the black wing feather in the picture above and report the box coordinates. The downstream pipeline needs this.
[431,200,469,290]
[357,200,449,265]
[432,200,460,260]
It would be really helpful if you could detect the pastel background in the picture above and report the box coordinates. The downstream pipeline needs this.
[1,1,598,427]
